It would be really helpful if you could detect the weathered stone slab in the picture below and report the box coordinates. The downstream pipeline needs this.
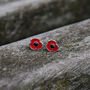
[0,0,90,45]
[0,19,90,90]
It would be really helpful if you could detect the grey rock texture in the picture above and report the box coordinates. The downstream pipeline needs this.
[0,0,18,4]
[0,0,90,45]
[0,19,90,90]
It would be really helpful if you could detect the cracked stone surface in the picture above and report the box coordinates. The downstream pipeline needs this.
[0,0,90,45]
[0,19,90,90]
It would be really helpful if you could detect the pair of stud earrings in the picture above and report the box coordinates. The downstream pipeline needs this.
[29,38,59,52]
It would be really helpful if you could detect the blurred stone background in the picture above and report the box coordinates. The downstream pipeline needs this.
[0,0,18,4]
[0,0,90,46]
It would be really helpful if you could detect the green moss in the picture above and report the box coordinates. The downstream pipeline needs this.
[23,74,90,90]
[38,79,71,90]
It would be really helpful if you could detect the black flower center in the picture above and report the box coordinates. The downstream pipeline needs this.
[33,42,39,47]
[50,44,55,49]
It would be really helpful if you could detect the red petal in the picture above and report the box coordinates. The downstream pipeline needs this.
[31,38,40,43]
[37,42,42,49]
[48,40,56,45]
[53,45,59,51]
[47,40,58,52]
[30,38,42,50]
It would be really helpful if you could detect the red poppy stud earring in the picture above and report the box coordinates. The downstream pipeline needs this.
[47,40,59,52]
[30,38,43,50]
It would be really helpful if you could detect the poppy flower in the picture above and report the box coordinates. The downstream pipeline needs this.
[30,38,42,50]
[47,40,59,52]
